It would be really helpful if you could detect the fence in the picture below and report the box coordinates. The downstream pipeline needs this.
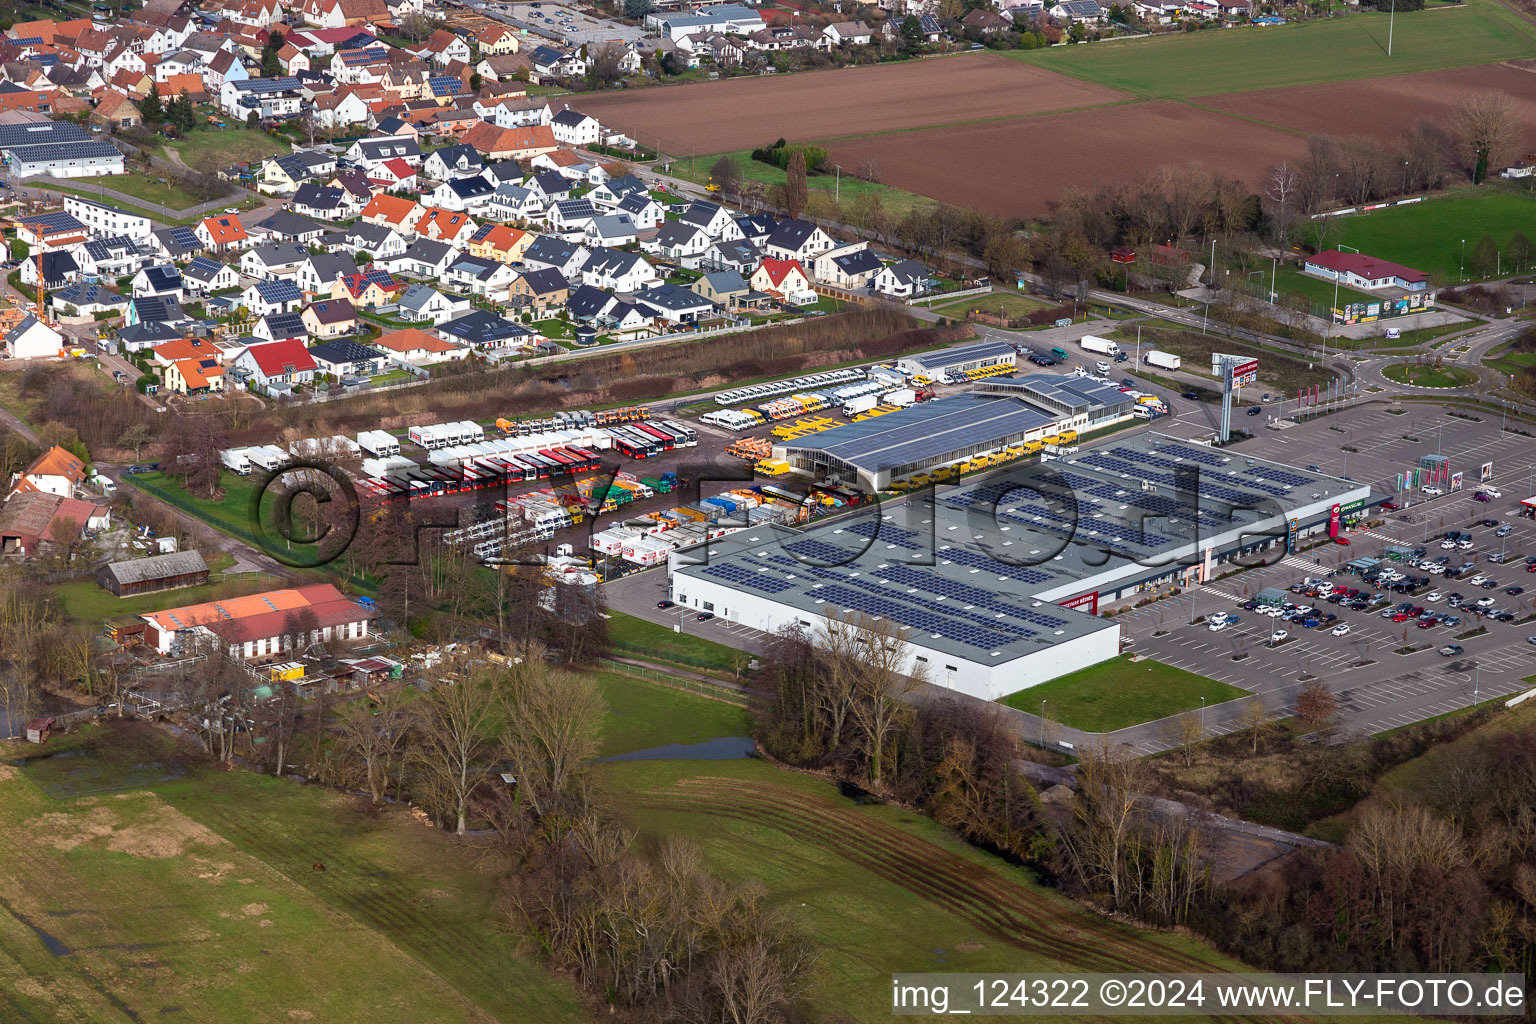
[596,657,749,705]
[914,282,992,305]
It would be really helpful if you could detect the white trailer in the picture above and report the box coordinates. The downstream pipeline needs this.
[357,429,401,457]
[220,447,253,474]
[883,387,917,408]
[247,445,289,471]
[1143,349,1181,371]
[841,394,879,417]
[1079,335,1120,357]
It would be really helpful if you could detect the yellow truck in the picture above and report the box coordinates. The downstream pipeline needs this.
[755,459,791,476]
[1056,428,1079,444]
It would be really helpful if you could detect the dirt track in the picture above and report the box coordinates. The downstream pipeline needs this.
[1195,63,1536,153]
[822,100,1303,218]
[571,53,1129,154]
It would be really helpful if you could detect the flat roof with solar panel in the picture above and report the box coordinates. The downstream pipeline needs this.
[672,431,1368,699]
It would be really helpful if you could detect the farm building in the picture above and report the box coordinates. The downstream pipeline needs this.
[671,434,1369,700]
[0,491,110,556]
[138,583,375,659]
[96,550,211,598]
[896,339,1016,379]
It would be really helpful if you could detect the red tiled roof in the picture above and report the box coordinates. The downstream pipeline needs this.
[245,338,317,375]
[1306,249,1428,284]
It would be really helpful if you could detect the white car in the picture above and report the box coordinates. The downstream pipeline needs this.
[1441,539,1458,549]
[1477,596,1497,607]
[222,206,239,214]
[1486,486,1503,498]
[1423,485,1444,496]
[1425,592,1443,602]
[1428,564,1446,574]
[1271,629,1289,642]
[1264,605,1283,616]
[1208,619,1229,631]
[1470,575,1488,586]
[1331,623,1351,636]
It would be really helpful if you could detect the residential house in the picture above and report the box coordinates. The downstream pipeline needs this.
[308,338,383,377]
[253,311,310,343]
[340,221,406,260]
[962,7,1013,31]
[73,236,144,279]
[762,219,834,263]
[677,200,741,241]
[547,197,599,237]
[348,133,422,170]
[485,183,545,223]
[437,309,530,349]
[373,327,470,363]
[163,355,225,394]
[422,142,482,180]
[476,24,521,55]
[581,248,659,292]
[240,243,310,281]
[51,282,129,318]
[525,170,573,204]
[130,264,184,300]
[422,28,471,66]
[872,258,931,298]
[195,214,247,253]
[182,256,239,296]
[428,175,496,215]
[331,267,403,308]
[584,214,638,248]
[296,252,361,295]
[691,269,753,308]
[521,235,589,278]
[368,157,418,193]
[751,257,812,299]
[460,120,558,161]
[645,222,712,268]
[588,173,647,209]
[811,243,883,289]
[819,20,874,46]
[507,267,567,314]
[62,195,152,242]
[20,251,80,292]
[292,182,357,221]
[241,278,305,316]
[737,212,780,244]
[248,209,328,246]
[633,283,714,324]
[549,107,601,146]
[8,445,85,498]
[396,283,471,325]
[445,253,519,301]
[468,223,534,264]
[384,237,458,280]
[700,239,761,275]
[359,193,420,233]
[233,338,317,388]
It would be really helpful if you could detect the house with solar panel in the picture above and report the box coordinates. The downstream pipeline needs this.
[0,119,123,178]
[130,265,184,301]
[331,267,403,308]
[138,583,375,658]
[241,279,305,317]
[182,257,240,297]
[234,338,317,390]
[76,236,149,279]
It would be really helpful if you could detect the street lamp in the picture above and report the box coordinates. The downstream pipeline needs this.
[1461,238,1466,280]
[1200,695,1207,734]
[1040,699,1047,747]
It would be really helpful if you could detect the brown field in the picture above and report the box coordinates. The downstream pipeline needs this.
[823,100,1304,218]
[1196,63,1536,153]
[572,52,1129,153]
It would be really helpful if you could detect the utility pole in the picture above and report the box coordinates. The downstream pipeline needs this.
[1387,0,1396,56]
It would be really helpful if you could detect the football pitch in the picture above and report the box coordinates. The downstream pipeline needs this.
[1308,190,1536,282]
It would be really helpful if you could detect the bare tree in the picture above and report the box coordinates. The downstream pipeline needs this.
[1451,91,1517,184]
[334,687,412,803]
[411,671,500,834]
[498,656,605,818]
[586,44,625,87]
[1064,742,1150,909]
[1159,709,1204,767]
[855,155,880,183]
[1238,693,1273,754]
[827,612,921,786]
[784,149,807,222]
[1294,677,1338,730]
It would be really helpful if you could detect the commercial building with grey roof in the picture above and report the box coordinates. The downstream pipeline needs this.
[671,432,1371,699]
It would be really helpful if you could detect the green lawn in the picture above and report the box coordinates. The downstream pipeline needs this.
[1270,265,1376,310]
[0,722,583,1023]
[1108,324,1337,396]
[602,756,1243,1023]
[607,610,748,673]
[929,292,1048,319]
[593,670,749,757]
[531,317,573,339]
[1308,189,1536,284]
[50,551,241,623]
[672,149,937,218]
[1486,343,1536,379]
[1381,361,1478,388]
[171,126,288,169]
[368,368,415,386]
[1008,0,1536,99]
[1000,655,1248,732]
[84,173,212,210]
[124,470,322,564]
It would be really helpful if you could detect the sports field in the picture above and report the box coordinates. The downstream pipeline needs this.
[999,656,1247,732]
[1306,190,1536,282]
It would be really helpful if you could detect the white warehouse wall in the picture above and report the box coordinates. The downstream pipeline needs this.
[670,568,1121,702]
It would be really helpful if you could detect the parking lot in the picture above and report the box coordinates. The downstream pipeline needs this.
[474,0,646,46]
[1110,401,1536,746]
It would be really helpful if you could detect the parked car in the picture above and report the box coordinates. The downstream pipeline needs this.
[1380,500,1399,511]
[1270,629,1288,642]
[1477,596,1497,607]
[697,612,715,622]
[1181,391,1199,400]
[1247,406,1262,416]
[1423,485,1445,496]
[657,600,674,609]
[1509,586,1525,596]
[1331,623,1351,636]
[1497,525,1514,536]
[1440,644,1464,656]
